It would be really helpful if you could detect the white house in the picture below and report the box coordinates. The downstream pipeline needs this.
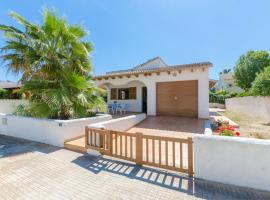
[213,72,244,93]
[94,57,212,119]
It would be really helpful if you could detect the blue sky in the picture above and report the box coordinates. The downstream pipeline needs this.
[1,0,270,81]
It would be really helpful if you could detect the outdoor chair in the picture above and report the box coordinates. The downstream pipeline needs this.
[115,103,126,115]
[107,104,114,114]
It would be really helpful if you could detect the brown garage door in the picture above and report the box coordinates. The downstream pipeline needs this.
[156,80,198,117]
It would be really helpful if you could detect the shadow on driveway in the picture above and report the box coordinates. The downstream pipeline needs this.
[73,154,194,193]
[72,154,270,200]
[0,134,60,158]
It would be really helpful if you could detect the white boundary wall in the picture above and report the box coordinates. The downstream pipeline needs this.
[194,135,270,192]
[0,113,111,147]
[88,113,146,131]
[0,99,28,114]
[226,96,270,123]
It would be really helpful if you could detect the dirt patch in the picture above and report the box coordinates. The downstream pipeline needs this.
[218,110,270,139]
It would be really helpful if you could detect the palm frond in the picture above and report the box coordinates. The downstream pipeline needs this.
[0,8,104,119]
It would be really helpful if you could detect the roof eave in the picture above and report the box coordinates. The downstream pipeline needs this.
[93,62,213,80]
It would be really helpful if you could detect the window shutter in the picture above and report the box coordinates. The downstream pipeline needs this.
[111,88,117,100]
[129,87,136,99]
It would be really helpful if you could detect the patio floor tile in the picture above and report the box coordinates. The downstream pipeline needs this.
[127,116,205,138]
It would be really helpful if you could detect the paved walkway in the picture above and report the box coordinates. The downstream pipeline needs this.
[128,116,205,138]
[209,108,239,128]
[1,135,270,200]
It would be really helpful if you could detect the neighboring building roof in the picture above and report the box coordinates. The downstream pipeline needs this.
[95,56,213,80]
[132,56,167,70]
[0,81,22,89]
[106,56,167,75]
[209,79,217,89]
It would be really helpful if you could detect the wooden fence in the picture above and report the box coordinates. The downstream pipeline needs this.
[85,127,193,176]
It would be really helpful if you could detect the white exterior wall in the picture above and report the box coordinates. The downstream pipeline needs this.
[0,99,28,114]
[88,113,146,132]
[226,96,270,123]
[96,67,209,118]
[194,135,270,192]
[0,113,111,147]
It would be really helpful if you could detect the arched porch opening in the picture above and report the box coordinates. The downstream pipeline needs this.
[124,80,147,114]
[98,83,113,103]
[98,80,148,114]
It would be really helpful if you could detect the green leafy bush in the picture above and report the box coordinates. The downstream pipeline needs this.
[236,91,251,97]
[0,88,8,99]
[209,91,231,104]
[0,88,22,99]
[251,66,270,96]
[215,90,227,95]
[209,90,238,104]
[12,104,32,117]
[230,92,238,97]
[209,90,244,104]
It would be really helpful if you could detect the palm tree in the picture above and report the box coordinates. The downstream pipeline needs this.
[0,8,105,119]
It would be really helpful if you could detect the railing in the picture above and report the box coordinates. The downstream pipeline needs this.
[141,135,193,176]
[85,127,193,176]
[85,127,111,154]
[110,130,137,162]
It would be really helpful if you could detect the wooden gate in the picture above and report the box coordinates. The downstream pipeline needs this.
[85,127,193,176]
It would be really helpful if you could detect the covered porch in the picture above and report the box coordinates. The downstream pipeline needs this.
[99,80,148,114]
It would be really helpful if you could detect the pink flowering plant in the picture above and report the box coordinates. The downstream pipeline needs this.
[212,119,240,137]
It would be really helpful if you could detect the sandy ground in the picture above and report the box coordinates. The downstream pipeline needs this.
[219,110,270,139]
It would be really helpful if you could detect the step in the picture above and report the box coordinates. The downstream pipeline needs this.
[64,136,87,153]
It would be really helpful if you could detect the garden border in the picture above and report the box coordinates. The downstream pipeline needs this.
[0,113,111,147]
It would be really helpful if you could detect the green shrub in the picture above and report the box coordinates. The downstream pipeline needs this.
[0,88,23,99]
[236,91,251,97]
[209,92,231,104]
[12,104,32,117]
[230,92,238,97]
[215,90,228,95]
[0,88,8,99]
[251,66,270,96]
[209,90,249,104]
